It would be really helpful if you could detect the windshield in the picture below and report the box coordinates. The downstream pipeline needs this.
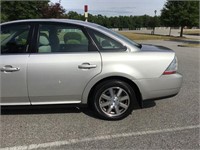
[97,25,141,48]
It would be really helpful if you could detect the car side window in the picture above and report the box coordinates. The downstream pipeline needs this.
[88,28,126,51]
[1,25,30,54]
[37,24,90,53]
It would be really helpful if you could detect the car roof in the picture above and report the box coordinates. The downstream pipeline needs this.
[1,19,100,29]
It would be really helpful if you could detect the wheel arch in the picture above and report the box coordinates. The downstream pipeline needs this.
[86,76,143,108]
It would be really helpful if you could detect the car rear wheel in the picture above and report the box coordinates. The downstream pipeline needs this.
[92,80,136,120]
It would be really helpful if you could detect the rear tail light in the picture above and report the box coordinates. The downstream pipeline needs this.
[163,57,178,75]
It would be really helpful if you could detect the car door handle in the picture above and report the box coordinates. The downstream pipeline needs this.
[78,63,97,69]
[1,65,20,72]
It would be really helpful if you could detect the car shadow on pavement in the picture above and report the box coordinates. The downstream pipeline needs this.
[142,100,156,109]
[0,105,99,119]
[1,105,82,115]
[1,101,156,119]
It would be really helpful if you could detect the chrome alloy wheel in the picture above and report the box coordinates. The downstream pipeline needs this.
[99,87,130,117]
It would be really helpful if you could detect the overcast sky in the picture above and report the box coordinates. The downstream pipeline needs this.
[50,0,166,16]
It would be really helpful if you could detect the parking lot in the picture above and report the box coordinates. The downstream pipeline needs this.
[1,40,199,150]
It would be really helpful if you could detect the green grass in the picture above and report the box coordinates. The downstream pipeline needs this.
[118,32,188,41]
[118,31,200,48]
[183,29,200,36]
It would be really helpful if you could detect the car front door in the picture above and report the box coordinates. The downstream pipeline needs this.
[28,23,101,104]
[0,23,32,105]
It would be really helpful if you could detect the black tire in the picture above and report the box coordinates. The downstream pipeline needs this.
[92,80,137,120]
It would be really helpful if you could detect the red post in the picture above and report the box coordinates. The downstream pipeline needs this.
[84,5,88,12]
[84,5,88,22]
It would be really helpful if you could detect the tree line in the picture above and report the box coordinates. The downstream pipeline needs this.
[67,11,161,30]
[1,0,199,37]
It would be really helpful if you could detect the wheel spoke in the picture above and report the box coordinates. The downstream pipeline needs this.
[107,105,113,114]
[109,88,114,98]
[114,105,120,114]
[101,94,112,101]
[117,88,123,97]
[119,96,129,101]
[100,101,111,107]
[119,102,128,109]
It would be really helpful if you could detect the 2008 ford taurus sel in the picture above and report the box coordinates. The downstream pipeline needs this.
[0,19,182,120]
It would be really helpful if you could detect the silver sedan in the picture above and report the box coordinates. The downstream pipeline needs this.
[0,19,182,120]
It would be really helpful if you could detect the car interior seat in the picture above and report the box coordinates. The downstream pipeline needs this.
[38,33,51,53]
[64,32,82,44]
[101,40,112,48]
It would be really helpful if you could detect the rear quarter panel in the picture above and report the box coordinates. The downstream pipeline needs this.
[82,50,175,103]
[100,51,175,79]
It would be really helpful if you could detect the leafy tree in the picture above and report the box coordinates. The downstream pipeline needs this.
[148,16,160,34]
[67,11,84,20]
[135,16,143,29]
[0,1,66,22]
[161,0,199,37]
[0,1,49,22]
[128,16,136,30]
[40,2,66,18]
[142,15,151,27]
[109,16,120,28]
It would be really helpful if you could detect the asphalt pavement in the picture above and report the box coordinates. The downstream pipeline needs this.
[0,40,199,150]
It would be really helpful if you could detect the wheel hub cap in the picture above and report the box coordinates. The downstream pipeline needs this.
[112,96,119,106]
[99,87,130,117]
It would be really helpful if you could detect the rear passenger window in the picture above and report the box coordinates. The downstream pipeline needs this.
[88,28,126,51]
[38,24,89,53]
[1,25,30,54]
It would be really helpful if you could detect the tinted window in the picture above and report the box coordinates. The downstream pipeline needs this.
[97,25,141,48]
[1,25,30,54]
[88,29,126,51]
[37,24,90,53]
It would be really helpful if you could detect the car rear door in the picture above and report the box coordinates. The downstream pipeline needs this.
[28,23,101,104]
[0,23,33,105]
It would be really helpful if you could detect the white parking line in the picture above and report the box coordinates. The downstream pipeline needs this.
[1,124,200,150]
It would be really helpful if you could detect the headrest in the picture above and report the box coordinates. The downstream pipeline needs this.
[39,35,49,46]
[64,32,81,43]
